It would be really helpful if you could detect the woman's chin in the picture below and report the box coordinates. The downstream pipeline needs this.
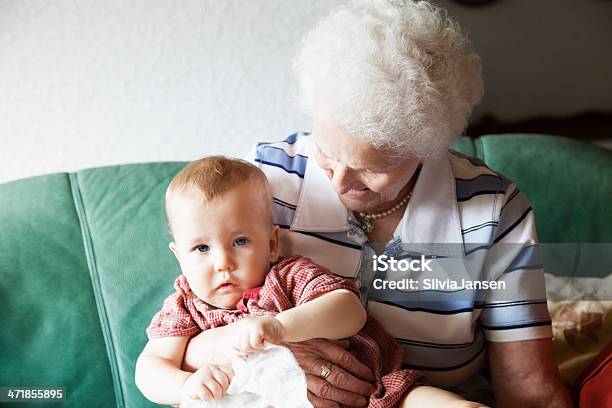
[339,191,377,212]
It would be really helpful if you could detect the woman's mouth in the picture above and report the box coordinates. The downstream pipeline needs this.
[344,188,371,199]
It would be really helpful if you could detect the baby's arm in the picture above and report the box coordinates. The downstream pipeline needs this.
[238,288,367,353]
[135,336,191,404]
[135,336,232,404]
[276,288,366,342]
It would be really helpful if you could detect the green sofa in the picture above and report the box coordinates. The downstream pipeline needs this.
[1,134,611,407]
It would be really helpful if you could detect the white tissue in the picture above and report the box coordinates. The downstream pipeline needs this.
[181,342,313,408]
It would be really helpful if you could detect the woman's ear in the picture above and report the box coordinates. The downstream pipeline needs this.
[269,225,281,263]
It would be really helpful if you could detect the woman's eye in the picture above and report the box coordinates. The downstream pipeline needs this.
[195,244,209,253]
[234,237,249,247]
[363,169,385,179]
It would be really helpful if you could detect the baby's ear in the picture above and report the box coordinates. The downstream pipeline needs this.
[269,225,281,263]
[168,242,179,260]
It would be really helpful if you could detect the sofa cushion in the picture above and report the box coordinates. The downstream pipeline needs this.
[72,163,185,407]
[472,134,612,243]
[452,136,476,157]
[0,174,115,405]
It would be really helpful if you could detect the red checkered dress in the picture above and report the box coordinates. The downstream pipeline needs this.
[147,255,424,408]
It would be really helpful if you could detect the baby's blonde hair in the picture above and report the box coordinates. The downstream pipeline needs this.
[166,156,273,230]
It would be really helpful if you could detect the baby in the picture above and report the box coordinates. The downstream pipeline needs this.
[135,156,487,407]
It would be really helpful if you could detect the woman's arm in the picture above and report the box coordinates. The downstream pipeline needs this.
[487,339,572,407]
[276,289,367,342]
[181,323,241,372]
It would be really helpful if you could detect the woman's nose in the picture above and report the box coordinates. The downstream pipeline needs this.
[214,250,235,272]
[330,165,354,194]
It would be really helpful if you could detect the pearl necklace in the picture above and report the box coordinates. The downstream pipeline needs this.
[358,192,411,234]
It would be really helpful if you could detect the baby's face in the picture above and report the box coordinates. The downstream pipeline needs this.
[168,182,279,309]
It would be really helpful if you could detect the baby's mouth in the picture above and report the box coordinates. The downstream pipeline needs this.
[216,281,240,291]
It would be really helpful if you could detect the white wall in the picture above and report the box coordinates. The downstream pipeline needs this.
[1,0,611,184]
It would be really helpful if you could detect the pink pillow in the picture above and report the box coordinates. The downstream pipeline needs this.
[572,341,612,407]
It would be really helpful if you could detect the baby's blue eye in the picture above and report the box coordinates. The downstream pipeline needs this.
[234,237,249,247]
[195,244,209,253]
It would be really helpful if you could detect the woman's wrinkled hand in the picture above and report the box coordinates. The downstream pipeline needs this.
[285,338,376,408]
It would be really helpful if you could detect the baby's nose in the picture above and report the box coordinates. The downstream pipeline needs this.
[214,251,235,272]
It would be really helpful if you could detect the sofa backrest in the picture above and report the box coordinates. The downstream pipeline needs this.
[0,174,117,405]
[458,134,612,243]
[1,134,610,407]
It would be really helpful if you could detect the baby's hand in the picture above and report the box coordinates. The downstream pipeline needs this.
[182,363,234,401]
[236,316,285,354]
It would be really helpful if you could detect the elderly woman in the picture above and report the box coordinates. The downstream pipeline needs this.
[184,1,571,407]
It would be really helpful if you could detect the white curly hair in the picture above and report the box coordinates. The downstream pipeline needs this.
[293,0,484,159]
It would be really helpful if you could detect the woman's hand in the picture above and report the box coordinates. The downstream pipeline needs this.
[235,316,285,354]
[181,363,234,401]
[285,339,376,408]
